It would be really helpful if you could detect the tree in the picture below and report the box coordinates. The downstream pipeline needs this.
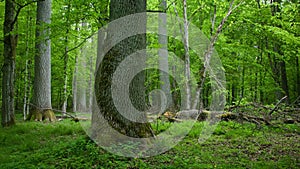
[158,0,174,112]
[27,0,56,121]
[93,0,153,138]
[2,0,17,127]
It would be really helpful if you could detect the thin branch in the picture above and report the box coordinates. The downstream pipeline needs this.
[269,96,288,116]
[60,32,96,59]
[11,0,45,28]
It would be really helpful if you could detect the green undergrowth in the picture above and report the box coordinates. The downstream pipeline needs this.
[0,118,299,169]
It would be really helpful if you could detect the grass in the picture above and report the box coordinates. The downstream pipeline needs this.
[0,116,299,169]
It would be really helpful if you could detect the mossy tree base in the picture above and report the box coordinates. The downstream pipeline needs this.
[26,108,56,122]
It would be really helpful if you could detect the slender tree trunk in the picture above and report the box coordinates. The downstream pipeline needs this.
[23,5,33,120]
[183,0,192,110]
[62,33,69,115]
[23,60,29,120]
[192,0,238,109]
[93,0,153,138]
[72,53,78,112]
[2,0,17,127]
[28,0,55,121]
[62,3,70,115]
[72,24,79,112]
[87,36,95,113]
[77,24,87,112]
[158,0,173,112]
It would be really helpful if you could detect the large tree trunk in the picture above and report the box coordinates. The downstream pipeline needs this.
[28,0,55,121]
[2,0,17,127]
[93,0,153,138]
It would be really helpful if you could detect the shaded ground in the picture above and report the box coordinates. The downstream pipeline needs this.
[0,115,299,168]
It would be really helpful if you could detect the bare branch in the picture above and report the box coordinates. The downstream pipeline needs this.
[11,0,45,28]
[269,96,288,116]
[60,32,96,59]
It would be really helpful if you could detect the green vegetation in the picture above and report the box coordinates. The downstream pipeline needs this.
[1,117,298,168]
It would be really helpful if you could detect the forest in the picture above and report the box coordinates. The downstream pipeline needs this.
[0,0,299,168]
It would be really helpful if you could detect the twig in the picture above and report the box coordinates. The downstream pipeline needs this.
[60,32,96,59]
[11,0,45,29]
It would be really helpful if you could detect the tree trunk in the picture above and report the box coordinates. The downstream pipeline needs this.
[62,33,69,115]
[29,0,55,121]
[93,0,153,138]
[2,0,17,127]
[77,25,87,112]
[158,0,174,112]
[183,0,192,110]
[87,36,95,113]
[72,27,79,112]
[62,3,70,115]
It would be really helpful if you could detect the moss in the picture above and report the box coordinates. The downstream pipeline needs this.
[26,108,56,122]
[43,109,57,122]
[26,108,43,121]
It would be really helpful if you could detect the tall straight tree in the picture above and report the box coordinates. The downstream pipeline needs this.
[2,0,17,127]
[158,0,174,112]
[93,0,153,138]
[28,0,56,121]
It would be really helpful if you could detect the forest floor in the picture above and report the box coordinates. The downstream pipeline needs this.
[0,115,299,169]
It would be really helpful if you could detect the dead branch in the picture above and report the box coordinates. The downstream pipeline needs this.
[269,96,288,116]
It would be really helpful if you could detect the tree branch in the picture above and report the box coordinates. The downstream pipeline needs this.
[60,32,96,59]
[269,96,288,116]
[11,0,45,28]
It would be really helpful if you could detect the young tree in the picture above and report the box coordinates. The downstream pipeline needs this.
[158,0,174,112]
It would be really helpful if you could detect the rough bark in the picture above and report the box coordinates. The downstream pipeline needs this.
[29,0,55,121]
[2,0,17,127]
[93,0,153,138]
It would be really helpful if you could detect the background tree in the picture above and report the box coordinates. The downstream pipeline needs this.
[2,0,17,127]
